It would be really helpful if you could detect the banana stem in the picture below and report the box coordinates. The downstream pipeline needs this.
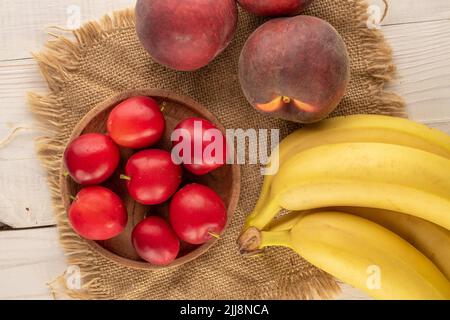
[238,227,293,255]
[245,197,282,230]
[260,230,293,249]
[247,180,271,220]
[248,167,276,220]
[237,227,263,255]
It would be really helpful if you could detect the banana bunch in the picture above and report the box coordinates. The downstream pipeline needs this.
[267,207,450,281]
[238,114,450,299]
[254,211,450,300]
[245,114,450,230]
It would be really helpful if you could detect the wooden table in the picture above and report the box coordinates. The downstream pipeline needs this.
[0,0,449,300]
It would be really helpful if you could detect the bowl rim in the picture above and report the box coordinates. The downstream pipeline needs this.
[59,88,241,270]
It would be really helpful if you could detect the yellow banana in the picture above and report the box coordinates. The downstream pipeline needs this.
[265,211,309,232]
[247,143,450,230]
[267,208,450,280]
[335,207,450,280]
[257,212,450,300]
[249,115,450,224]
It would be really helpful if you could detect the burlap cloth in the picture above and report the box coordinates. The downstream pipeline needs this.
[29,0,404,299]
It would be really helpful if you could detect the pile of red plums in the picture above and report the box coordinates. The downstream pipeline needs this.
[64,96,228,266]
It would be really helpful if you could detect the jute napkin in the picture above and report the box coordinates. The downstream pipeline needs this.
[29,0,404,299]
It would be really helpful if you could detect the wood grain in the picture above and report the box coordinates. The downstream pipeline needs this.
[1,0,450,61]
[368,0,450,25]
[0,0,449,300]
[0,0,136,61]
[0,59,53,228]
[0,226,369,300]
[385,20,450,122]
[0,227,66,300]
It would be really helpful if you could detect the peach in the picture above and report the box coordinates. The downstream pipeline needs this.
[136,0,238,71]
[238,0,314,17]
[238,16,350,123]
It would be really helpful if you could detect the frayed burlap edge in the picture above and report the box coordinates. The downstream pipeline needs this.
[28,9,136,300]
[354,1,405,117]
[28,1,403,300]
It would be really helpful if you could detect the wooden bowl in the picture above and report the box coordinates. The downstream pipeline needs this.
[60,89,240,270]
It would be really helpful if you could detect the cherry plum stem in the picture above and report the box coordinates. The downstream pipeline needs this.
[209,231,221,239]
[120,174,131,181]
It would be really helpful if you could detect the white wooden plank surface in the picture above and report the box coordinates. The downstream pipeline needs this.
[0,227,66,300]
[385,20,450,122]
[0,0,136,61]
[0,0,449,300]
[1,0,450,61]
[337,283,373,300]
[369,0,450,25]
[0,59,53,228]
[0,226,368,300]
